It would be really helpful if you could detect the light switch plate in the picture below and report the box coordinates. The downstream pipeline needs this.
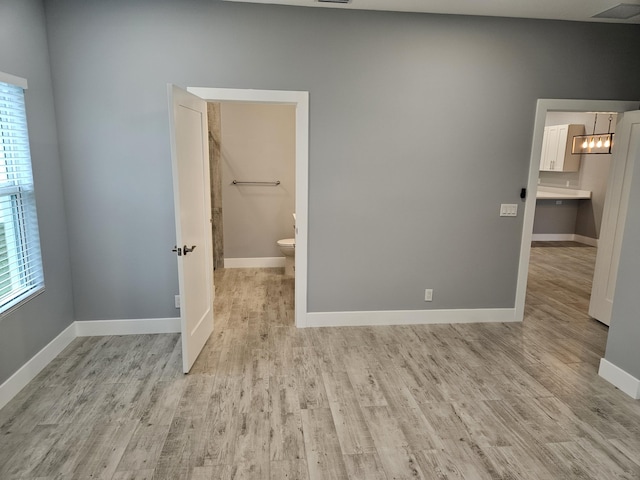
[500,204,518,217]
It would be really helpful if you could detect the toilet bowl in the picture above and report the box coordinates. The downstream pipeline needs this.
[277,238,295,276]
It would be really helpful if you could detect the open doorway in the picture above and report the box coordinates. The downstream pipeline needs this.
[188,87,309,328]
[515,99,639,323]
[208,101,296,271]
[525,111,616,327]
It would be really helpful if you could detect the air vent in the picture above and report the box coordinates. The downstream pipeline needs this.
[318,0,351,3]
[592,3,640,19]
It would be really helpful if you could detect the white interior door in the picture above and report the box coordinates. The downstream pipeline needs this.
[168,84,214,372]
[589,110,640,326]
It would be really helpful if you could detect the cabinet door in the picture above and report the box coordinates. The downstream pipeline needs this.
[540,127,550,170]
[544,126,560,171]
[552,125,569,171]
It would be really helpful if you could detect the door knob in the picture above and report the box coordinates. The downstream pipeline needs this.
[183,245,197,255]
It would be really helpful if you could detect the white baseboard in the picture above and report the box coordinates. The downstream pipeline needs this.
[75,317,181,336]
[0,322,76,410]
[0,307,515,412]
[0,317,181,409]
[306,308,517,328]
[573,234,598,247]
[532,233,598,247]
[598,358,640,399]
[224,257,285,268]
[532,233,575,242]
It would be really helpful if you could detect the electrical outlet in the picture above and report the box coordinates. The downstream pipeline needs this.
[424,289,433,302]
[175,295,181,308]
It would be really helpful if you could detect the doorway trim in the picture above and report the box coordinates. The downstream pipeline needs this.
[515,98,640,322]
[188,87,309,328]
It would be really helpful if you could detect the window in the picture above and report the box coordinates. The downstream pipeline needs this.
[0,76,44,314]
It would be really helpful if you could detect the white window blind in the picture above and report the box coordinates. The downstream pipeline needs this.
[0,79,44,313]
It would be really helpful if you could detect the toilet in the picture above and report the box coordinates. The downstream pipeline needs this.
[277,214,296,276]
[277,238,295,276]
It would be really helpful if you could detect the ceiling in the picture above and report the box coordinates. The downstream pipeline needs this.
[221,0,640,24]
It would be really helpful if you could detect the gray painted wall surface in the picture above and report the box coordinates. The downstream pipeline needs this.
[42,0,640,317]
[0,0,74,383]
[605,124,640,380]
[539,112,616,239]
[533,200,579,235]
[220,103,296,260]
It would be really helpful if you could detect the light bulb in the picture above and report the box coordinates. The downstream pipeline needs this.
[597,137,603,148]
[589,137,595,148]
[582,139,588,149]
[604,137,611,148]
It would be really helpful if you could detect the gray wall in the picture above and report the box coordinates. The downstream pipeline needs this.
[533,200,579,235]
[220,102,296,260]
[539,112,616,239]
[605,125,640,380]
[0,0,74,383]
[42,0,640,318]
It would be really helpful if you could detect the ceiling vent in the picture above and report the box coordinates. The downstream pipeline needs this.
[592,3,640,19]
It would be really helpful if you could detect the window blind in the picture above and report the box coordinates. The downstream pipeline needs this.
[0,80,44,313]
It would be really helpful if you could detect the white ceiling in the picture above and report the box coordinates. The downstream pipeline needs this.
[222,0,640,24]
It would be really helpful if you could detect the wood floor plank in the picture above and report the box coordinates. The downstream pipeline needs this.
[300,408,349,480]
[361,406,409,450]
[375,447,427,480]
[269,459,310,480]
[414,441,498,480]
[322,370,376,455]
[269,375,306,461]
[69,420,138,479]
[342,347,388,408]
[111,469,154,480]
[115,423,171,473]
[341,453,387,480]
[292,347,330,410]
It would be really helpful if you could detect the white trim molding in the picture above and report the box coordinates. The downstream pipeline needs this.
[75,318,181,336]
[0,322,75,410]
[306,308,517,328]
[531,233,598,247]
[0,318,182,410]
[224,257,285,269]
[573,234,598,247]
[599,358,640,399]
[531,234,575,242]
[0,71,28,89]
[187,86,309,329]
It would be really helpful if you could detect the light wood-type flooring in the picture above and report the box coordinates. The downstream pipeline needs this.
[1,243,640,479]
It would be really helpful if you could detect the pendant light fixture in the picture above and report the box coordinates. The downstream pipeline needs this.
[572,114,614,155]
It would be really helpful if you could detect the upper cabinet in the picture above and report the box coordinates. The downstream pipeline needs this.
[539,124,585,172]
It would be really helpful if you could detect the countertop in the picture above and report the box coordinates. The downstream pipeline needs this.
[536,186,592,200]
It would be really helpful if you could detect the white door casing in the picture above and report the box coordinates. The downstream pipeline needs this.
[589,110,640,325]
[188,87,309,328]
[168,84,214,372]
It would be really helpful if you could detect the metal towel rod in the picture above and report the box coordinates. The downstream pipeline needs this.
[232,180,281,186]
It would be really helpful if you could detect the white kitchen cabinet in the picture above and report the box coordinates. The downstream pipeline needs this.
[539,124,585,172]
